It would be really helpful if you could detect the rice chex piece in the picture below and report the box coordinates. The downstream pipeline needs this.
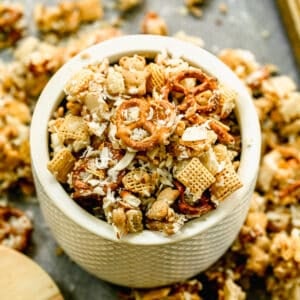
[122,170,154,197]
[148,63,165,92]
[47,147,76,183]
[219,83,237,118]
[210,145,243,201]
[175,157,215,200]
[57,114,90,151]
[210,162,243,201]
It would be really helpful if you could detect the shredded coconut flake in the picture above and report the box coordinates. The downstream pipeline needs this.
[182,124,208,141]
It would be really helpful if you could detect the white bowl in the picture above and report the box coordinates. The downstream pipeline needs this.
[30,34,261,288]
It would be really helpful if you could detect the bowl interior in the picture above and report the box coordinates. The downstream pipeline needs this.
[30,34,261,245]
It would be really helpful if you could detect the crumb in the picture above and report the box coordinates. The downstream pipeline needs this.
[117,0,142,12]
[55,246,64,256]
[177,6,189,16]
[261,30,271,39]
[80,52,91,59]
[184,0,206,18]
[140,11,168,35]
[173,30,205,47]
[215,18,223,26]
[219,3,228,14]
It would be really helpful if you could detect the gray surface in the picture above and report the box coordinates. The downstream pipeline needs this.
[4,0,300,299]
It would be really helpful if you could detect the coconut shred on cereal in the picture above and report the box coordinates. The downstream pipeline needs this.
[47,52,242,238]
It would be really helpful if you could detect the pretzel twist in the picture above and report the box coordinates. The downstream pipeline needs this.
[116,98,175,151]
[163,69,219,116]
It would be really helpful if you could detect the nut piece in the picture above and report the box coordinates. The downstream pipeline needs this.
[146,188,179,221]
[47,148,76,183]
[175,157,215,200]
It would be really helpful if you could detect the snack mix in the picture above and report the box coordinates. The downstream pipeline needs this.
[0,206,33,252]
[0,2,25,49]
[47,52,242,237]
[0,0,300,299]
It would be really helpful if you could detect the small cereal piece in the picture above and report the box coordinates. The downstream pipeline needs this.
[210,145,243,201]
[141,11,168,36]
[111,207,143,238]
[111,207,127,237]
[175,157,215,200]
[279,92,300,122]
[47,148,76,183]
[122,169,156,197]
[57,114,90,151]
[119,55,146,71]
[105,67,125,95]
[218,83,237,119]
[121,70,148,95]
[146,213,186,235]
[0,206,33,252]
[118,55,148,96]
[77,0,103,22]
[64,68,94,99]
[147,63,166,92]
[126,209,143,233]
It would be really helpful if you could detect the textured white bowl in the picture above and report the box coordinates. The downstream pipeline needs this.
[30,34,261,288]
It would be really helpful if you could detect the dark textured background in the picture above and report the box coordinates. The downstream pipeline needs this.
[5,0,300,299]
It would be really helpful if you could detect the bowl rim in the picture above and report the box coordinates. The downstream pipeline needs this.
[30,34,261,245]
